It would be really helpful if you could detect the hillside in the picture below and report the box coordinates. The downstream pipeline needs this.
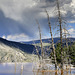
[0,43,38,63]
[0,37,35,54]
[0,37,75,63]
[0,37,38,63]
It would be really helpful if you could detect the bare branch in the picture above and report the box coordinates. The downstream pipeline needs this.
[36,19,44,59]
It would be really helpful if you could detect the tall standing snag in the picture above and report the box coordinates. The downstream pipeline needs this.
[36,20,44,59]
[63,28,69,55]
[45,9,57,70]
[63,28,70,65]
[33,40,40,60]
[56,0,64,70]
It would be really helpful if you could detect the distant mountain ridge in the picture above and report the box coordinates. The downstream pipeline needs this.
[23,37,75,44]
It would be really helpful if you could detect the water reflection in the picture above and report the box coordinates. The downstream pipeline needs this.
[33,64,75,75]
[0,63,75,75]
[0,63,33,75]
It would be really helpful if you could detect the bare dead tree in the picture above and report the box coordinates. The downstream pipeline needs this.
[63,28,69,50]
[33,40,40,60]
[63,28,70,65]
[45,9,57,70]
[35,48,41,60]
[56,0,64,70]
[36,20,44,59]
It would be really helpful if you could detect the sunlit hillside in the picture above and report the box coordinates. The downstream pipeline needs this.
[0,43,38,63]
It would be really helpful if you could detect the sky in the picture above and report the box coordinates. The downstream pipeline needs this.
[0,0,75,42]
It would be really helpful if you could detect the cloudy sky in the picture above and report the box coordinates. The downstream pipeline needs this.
[0,0,75,42]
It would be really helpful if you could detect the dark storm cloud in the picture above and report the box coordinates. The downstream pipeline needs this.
[0,10,33,37]
[19,0,74,37]
[21,0,72,26]
[0,0,74,41]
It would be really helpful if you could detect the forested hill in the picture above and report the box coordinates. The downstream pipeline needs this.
[0,37,35,54]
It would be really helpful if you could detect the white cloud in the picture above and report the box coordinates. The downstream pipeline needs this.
[68,28,75,33]
[69,20,75,23]
[4,33,31,42]
[71,0,75,9]
[2,32,51,42]
[2,33,41,42]
[68,28,75,37]
[2,35,6,39]
[0,0,37,21]
[54,27,75,38]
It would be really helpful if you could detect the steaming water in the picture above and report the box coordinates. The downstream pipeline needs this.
[0,63,75,75]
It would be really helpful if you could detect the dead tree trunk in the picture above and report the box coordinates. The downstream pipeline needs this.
[63,28,69,64]
[33,40,40,60]
[45,9,57,70]
[63,28,69,52]
[64,28,68,49]
[36,20,44,59]
[56,0,64,69]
